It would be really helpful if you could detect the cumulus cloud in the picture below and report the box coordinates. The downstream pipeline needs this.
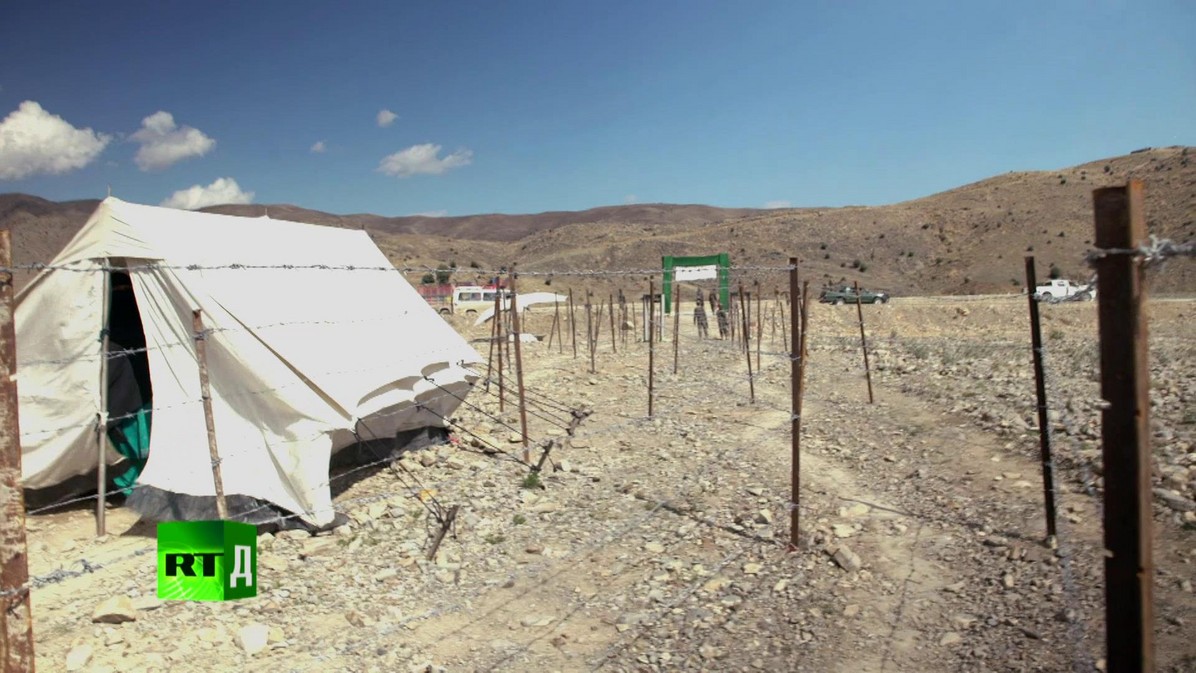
[310,140,326,153]
[412,210,448,217]
[130,111,215,171]
[624,194,639,204]
[376,109,398,127]
[378,143,472,177]
[0,101,111,180]
[763,200,792,209]
[160,177,254,210]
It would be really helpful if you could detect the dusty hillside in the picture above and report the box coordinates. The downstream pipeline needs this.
[2,146,1192,294]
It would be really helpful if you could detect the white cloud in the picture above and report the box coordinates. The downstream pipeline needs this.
[0,101,111,180]
[763,200,792,209]
[160,177,254,210]
[310,140,326,153]
[624,194,639,204]
[412,210,448,217]
[376,109,398,127]
[130,111,215,171]
[378,143,472,177]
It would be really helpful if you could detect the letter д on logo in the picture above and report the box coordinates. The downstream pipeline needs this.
[157,520,257,601]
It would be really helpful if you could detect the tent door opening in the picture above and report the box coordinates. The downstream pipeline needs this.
[104,268,153,494]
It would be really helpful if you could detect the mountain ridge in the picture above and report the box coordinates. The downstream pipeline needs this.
[3,146,1192,295]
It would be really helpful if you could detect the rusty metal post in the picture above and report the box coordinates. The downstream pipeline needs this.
[95,271,111,537]
[546,299,558,349]
[729,292,737,346]
[585,292,595,374]
[192,310,228,520]
[0,229,36,672]
[671,277,681,375]
[568,288,577,359]
[1093,181,1154,673]
[485,292,498,392]
[555,297,565,354]
[1024,257,1058,540]
[508,267,531,463]
[647,278,655,417]
[755,280,763,372]
[495,288,505,412]
[738,283,755,404]
[779,289,788,352]
[592,296,604,354]
[788,259,801,550]
[608,295,617,354]
[853,281,875,404]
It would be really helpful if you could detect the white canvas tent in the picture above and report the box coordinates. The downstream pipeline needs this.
[16,197,483,528]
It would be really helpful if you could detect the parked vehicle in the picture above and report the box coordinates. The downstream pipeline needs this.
[819,285,889,305]
[450,285,510,315]
[1034,278,1095,302]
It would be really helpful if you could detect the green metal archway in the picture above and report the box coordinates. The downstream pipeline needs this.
[662,253,730,314]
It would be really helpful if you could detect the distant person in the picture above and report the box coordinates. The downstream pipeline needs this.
[694,289,709,339]
[714,297,730,340]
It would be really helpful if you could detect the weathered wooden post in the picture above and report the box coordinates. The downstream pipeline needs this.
[0,229,36,672]
[788,259,801,550]
[585,291,595,374]
[647,277,655,417]
[672,277,681,375]
[96,272,111,536]
[755,280,763,371]
[192,310,228,520]
[738,283,754,404]
[608,294,617,354]
[509,266,531,463]
[496,288,505,411]
[568,288,577,359]
[1093,181,1154,673]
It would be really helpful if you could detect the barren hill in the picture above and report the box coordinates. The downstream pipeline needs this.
[2,146,1192,295]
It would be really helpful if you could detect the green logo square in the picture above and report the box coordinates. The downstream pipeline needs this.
[157,521,258,601]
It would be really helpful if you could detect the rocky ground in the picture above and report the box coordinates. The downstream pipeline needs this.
[21,295,1196,672]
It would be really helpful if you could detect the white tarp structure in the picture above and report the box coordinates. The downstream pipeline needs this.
[473,292,569,326]
[16,197,482,527]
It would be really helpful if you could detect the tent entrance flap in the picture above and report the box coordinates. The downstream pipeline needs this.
[106,269,152,492]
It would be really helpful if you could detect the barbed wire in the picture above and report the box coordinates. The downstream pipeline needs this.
[2,260,798,278]
[1084,235,1195,267]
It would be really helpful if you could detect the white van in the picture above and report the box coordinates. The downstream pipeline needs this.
[450,286,509,315]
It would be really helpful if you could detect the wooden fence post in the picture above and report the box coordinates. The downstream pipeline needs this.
[739,283,755,404]
[569,288,577,359]
[755,280,763,372]
[0,229,36,672]
[853,281,875,404]
[495,289,505,412]
[647,278,655,417]
[509,266,531,463]
[585,292,595,374]
[672,278,681,375]
[1093,181,1154,673]
[96,272,111,536]
[609,294,617,354]
[788,259,801,550]
[192,310,228,520]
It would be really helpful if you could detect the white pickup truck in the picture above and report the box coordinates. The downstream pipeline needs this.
[1034,279,1096,301]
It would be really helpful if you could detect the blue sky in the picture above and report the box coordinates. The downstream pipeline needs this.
[1,0,1193,216]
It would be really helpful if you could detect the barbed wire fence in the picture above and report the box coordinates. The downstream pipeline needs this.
[0,191,1192,670]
